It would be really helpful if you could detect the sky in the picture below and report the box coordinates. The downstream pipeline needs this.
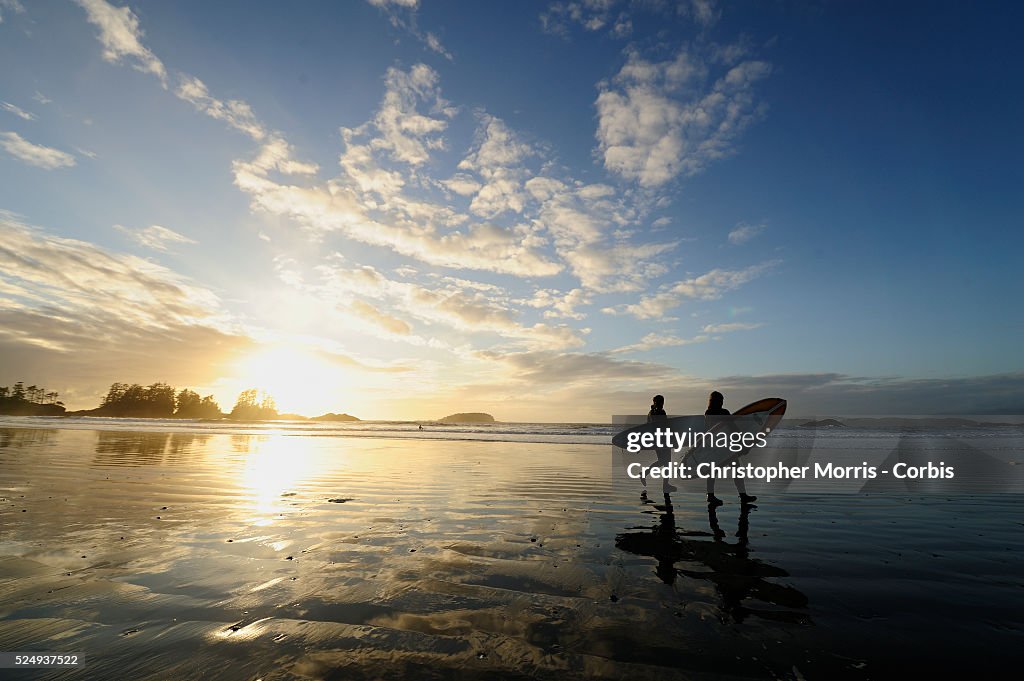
[1,0,1022,420]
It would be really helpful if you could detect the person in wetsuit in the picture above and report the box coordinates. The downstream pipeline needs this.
[705,391,758,507]
[643,394,677,495]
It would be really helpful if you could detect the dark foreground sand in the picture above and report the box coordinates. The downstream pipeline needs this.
[1,427,1022,679]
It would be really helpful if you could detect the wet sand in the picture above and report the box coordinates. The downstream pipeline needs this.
[1,427,1022,679]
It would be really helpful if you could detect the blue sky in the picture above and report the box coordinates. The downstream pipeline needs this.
[1,0,1022,419]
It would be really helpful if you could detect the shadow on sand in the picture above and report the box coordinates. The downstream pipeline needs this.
[615,495,809,624]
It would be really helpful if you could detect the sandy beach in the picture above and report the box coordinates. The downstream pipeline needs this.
[1,424,1022,680]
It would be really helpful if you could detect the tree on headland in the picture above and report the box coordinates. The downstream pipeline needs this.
[94,382,222,418]
[229,388,278,420]
[99,382,175,417]
[0,381,65,415]
[175,389,222,419]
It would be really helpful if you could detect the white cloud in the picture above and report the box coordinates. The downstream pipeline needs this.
[349,299,413,335]
[175,76,266,140]
[0,0,25,24]
[292,261,586,350]
[477,348,678,386]
[424,32,452,60]
[541,1,628,37]
[0,211,226,332]
[524,288,591,320]
[612,320,762,354]
[367,0,418,8]
[541,1,716,38]
[612,332,710,354]
[0,132,76,169]
[595,47,771,187]
[114,224,198,252]
[603,261,778,319]
[701,322,763,333]
[232,66,560,278]
[523,175,674,291]
[75,0,168,86]
[683,0,719,27]
[441,173,482,196]
[33,91,53,105]
[365,0,452,60]
[356,64,455,166]
[458,115,536,218]
[728,220,765,244]
[1,101,35,121]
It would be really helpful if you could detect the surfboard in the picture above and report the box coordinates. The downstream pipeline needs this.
[611,398,787,459]
[683,398,787,466]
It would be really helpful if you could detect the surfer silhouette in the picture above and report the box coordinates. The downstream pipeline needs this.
[642,395,677,495]
[705,391,758,507]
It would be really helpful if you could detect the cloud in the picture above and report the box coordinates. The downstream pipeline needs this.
[1,212,225,328]
[478,348,678,386]
[728,221,765,244]
[612,332,710,354]
[233,66,560,278]
[0,0,25,24]
[612,320,762,353]
[595,47,771,187]
[74,0,168,86]
[524,288,591,320]
[701,321,763,333]
[603,261,778,319]
[540,1,630,37]
[277,259,585,350]
[175,76,266,140]
[0,132,76,169]
[523,175,674,292]
[458,115,536,217]
[33,91,52,105]
[351,64,455,166]
[0,212,261,405]
[365,0,453,60]
[682,0,719,27]
[0,212,394,409]
[349,299,413,335]
[541,1,717,38]
[1,101,35,121]
[114,224,197,252]
[710,372,1024,415]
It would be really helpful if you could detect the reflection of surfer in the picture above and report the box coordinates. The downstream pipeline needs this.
[615,497,809,624]
[642,395,677,495]
[705,391,757,507]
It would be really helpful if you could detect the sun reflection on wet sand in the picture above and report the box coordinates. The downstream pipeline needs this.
[0,427,1021,679]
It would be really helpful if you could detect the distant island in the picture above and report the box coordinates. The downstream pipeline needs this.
[312,412,360,422]
[799,419,847,428]
[438,412,495,423]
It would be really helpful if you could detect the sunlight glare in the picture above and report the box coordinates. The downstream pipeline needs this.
[234,345,354,416]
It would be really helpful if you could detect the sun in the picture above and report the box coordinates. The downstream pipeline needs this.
[232,345,354,417]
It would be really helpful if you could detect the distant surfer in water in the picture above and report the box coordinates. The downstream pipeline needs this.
[705,391,758,507]
[643,394,677,495]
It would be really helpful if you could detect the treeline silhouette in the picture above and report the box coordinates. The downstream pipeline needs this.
[228,388,278,420]
[98,382,223,418]
[3,379,282,420]
[0,381,65,415]
[95,383,278,420]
